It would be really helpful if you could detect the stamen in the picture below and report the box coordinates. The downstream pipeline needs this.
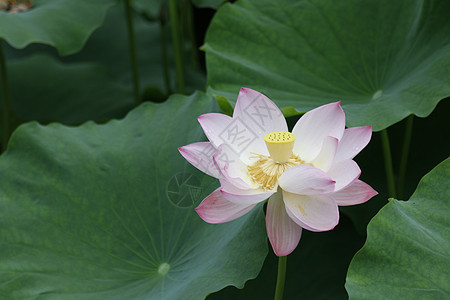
[248,153,307,191]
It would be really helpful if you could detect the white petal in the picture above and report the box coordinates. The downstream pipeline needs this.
[198,113,233,148]
[195,189,255,224]
[327,159,361,192]
[221,189,273,205]
[292,102,345,162]
[220,179,274,204]
[331,179,378,206]
[266,191,302,256]
[311,136,338,172]
[212,143,254,189]
[178,142,221,178]
[233,87,288,136]
[214,88,286,164]
[214,110,266,162]
[278,164,335,195]
[335,126,372,162]
[283,190,339,232]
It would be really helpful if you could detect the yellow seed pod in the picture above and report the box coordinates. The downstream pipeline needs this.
[264,132,296,163]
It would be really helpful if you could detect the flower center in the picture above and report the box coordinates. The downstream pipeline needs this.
[264,131,296,163]
[247,132,308,191]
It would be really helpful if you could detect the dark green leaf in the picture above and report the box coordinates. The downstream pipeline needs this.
[8,54,134,124]
[205,0,450,130]
[0,0,115,55]
[0,92,268,299]
[346,157,450,299]
[215,95,233,116]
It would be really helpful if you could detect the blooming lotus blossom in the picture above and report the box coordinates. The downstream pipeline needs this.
[179,88,377,256]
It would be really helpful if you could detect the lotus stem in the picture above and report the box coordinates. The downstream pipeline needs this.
[274,255,287,300]
[397,115,414,199]
[124,0,141,105]
[0,41,11,152]
[169,0,185,94]
[380,129,397,198]
[160,4,172,95]
[182,0,199,70]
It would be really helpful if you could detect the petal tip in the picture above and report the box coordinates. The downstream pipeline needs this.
[178,146,188,158]
[194,205,206,221]
[369,187,379,198]
[327,100,342,108]
[361,125,373,136]
[239,87,251,93]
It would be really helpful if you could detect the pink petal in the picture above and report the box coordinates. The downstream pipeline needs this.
[221,189,273,205]
[327,159,361,192]
[208,111,267,164]
[233,88,288,136]
[195,188,256,224]
[178,142,221,179]
[283,190,339,232]
[335,126,372,162]
[209,88,287,163]
[198,113,233,148]
[292,102,345,162]
[220,179,274,204]
[331,179,378,206]
[266,191,302,256]
[213,144,253,189]
[278,164,335,195]
[311,136,338,172]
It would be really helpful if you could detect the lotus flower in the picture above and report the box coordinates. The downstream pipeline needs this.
[179,88,377,256]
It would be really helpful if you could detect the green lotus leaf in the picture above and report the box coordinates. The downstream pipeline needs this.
[346,157,450,299]
[204,0,450,130]
[0,0,116,55]
[7,54,134,124]
[0,92,268,299]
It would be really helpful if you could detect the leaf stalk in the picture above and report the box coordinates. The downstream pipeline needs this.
[169,0,185,94]
[124,0,141,105]
[380,129,397,198]
[0,41,11,152]
[274,255,287,300]
[397,115,414,199]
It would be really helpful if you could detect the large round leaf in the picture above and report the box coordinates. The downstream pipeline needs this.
[346,157,450,299]
[204,0,450,130]
[7,54,134,124]
[0,0,115,55]
[0,92,268,299]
